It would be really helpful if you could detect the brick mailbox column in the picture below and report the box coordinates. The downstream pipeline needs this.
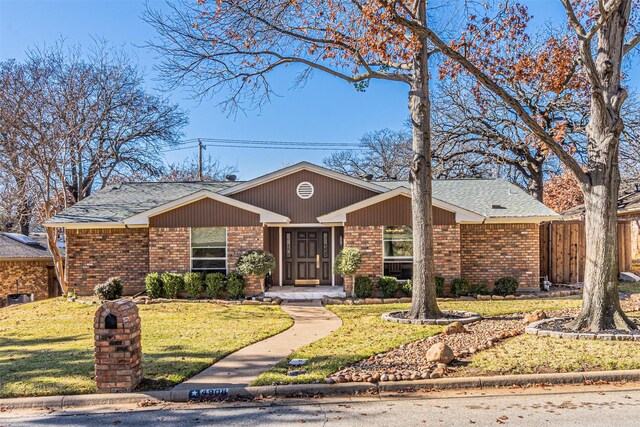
[94,300,142,393]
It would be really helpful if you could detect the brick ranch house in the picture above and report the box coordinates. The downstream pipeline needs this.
[0,232,60,307]
[46,162,559,297]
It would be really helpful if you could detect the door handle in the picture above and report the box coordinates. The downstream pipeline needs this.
[316,254,320,269]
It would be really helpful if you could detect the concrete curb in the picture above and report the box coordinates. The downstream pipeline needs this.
[3,370,640,410]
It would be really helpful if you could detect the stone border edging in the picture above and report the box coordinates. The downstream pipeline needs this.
[5,369,640,410]
[381,310,482,325]
[525,317,640,340]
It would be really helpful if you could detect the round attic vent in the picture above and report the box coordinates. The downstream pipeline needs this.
[296,181,314,199]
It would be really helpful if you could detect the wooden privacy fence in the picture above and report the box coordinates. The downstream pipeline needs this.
[540,221,632,284]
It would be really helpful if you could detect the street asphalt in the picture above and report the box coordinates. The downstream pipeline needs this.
[2,382,640,426]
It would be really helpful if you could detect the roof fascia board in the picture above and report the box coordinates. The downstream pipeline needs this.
[219,162,388,195]
[482,216,559,224]
[123,190,290,225]
[44,221,135,229]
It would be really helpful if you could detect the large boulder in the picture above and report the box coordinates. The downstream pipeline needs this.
[426,342,455,364]
[523,310,547,324]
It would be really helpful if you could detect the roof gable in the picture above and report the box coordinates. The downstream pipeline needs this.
[219,162,388,196]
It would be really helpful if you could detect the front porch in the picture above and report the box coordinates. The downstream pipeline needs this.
[264,285,346,300]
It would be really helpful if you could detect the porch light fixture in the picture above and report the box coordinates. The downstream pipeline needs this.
[296,181,314,199]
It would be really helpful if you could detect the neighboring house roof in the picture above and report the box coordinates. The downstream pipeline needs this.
[563,182,640,219]
[46,162,558,227]
[375,179,558,221]
[0,232,52,260]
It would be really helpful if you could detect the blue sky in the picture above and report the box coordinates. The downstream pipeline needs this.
[0,0,635,179]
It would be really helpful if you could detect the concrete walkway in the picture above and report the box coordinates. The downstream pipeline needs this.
[172,300,342,391]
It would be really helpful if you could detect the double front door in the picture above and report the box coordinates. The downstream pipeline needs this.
[283,228,332,286]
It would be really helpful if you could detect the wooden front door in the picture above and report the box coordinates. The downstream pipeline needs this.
[284,228,332,286]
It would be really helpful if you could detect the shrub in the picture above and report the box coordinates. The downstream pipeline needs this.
[184,272,204,299]
[145,272,163,299]
[226,272,245,300]
[205,272,225,299]
[334,248,362,278]
[469,282,489,297]
[354,276,373,298]
[402,279,413,297]
[451,277,470,297]
[494,277,519,296]
[435,276,445,298]
[161,273,184,299]
[236,250,276,292]
[94,277,123,301]
[377,276,399,298]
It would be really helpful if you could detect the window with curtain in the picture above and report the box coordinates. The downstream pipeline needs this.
[383,225,413,280]
[191,227,227,274]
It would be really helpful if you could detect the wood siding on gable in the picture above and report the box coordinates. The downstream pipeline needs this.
[149,197,261,227]
[229,170,378,223]
[346,195,456,226]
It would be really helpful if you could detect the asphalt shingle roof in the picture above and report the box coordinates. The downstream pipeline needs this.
[375,179,558,219]
[48,175,557,225]
[563,181,640,218]
[49,181,239,224]
[0,233,52,259]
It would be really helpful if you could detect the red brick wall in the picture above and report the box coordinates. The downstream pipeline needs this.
[148,227,190,274]
[227,226,265,296]
[343,225,462,295]
[66,228,149,295]
[0,260,51,307]
[433,225,462,293]
[343,226,383,295]
[461,223,540,290]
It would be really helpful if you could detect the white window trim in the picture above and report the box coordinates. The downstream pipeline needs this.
[190,227,228,274]
[382,226,413,260]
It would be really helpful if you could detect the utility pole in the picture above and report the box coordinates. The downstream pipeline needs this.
[197,139,206,181]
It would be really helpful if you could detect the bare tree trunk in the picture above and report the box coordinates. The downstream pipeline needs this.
[569,1,636,331]
[45,226,67,294]
[408,0,441,320]
[528,163,544,202]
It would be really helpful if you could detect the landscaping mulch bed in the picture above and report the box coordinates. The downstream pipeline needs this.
[327,308,581,384]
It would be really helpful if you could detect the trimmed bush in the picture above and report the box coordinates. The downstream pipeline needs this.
[402,279,413,297]
[145,273,163,298]
[184,272,204,299]
[451,277,470,297]
[377,276,399,298]
[494,276,519,296]
[226,272,245,300]
[354,276,374,298]
[236,250,276,292]
[435,276,445,298]
[161,273,184,299]
[469,282,489,297]
[205,272,225,299]
[94,277,123,301]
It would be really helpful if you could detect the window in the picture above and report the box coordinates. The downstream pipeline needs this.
[383,226,413,280]
[191,227,227,274]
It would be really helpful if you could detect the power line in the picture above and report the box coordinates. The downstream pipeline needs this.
[161,138,363,152]
[180,137,361,147]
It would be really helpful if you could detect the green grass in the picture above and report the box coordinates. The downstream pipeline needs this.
[253,298,582,386]
[0,298,292,398]
[468,333,640,375]
[619,281,640,295]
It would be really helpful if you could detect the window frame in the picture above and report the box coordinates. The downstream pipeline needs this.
[382,226,413,281]
[190,227,228,274]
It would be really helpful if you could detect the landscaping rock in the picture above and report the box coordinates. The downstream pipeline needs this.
[241,300,260,305]
[477,295,491,301]
[426,342,455,364]
[443,321,466,335]
[398,297,412,303]
[523,310,547,324]
[491,295,505,300]
[365,298,382,304]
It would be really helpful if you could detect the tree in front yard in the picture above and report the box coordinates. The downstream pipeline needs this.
[146,0,443,319]
[236,250,276,293]
[334,248,363,298]
[414,1,639,331]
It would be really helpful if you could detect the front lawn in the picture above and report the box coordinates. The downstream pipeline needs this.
[0,298,292,398]
[468,332,640,375]
[253,298,582,386]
